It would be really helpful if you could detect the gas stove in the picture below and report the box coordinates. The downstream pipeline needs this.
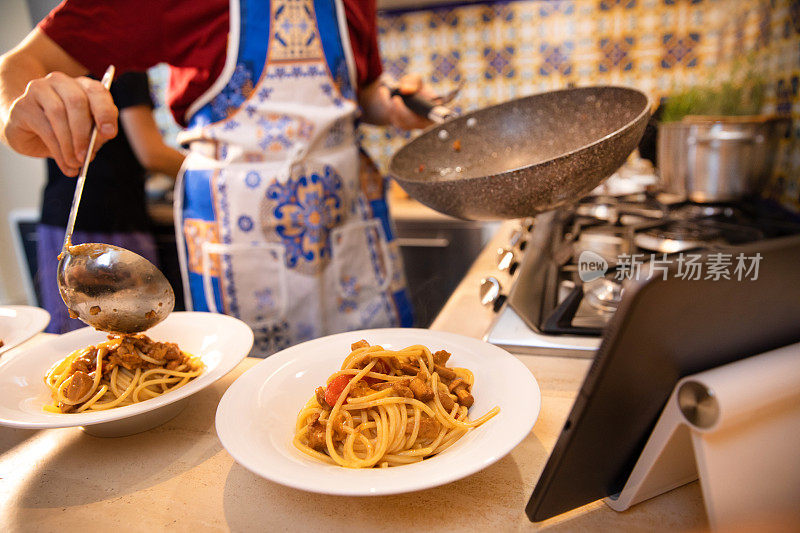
[482,187,800,358]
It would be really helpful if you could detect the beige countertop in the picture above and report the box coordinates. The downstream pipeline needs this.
[0,222,708,532]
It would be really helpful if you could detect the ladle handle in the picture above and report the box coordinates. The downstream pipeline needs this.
[62,65,116,252]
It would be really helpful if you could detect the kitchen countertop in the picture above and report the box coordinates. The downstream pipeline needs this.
[0,222,708,532]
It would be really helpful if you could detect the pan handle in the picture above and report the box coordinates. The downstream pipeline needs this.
[389,87,456,124]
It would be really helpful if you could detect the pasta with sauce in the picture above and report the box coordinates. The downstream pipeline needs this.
[43,334,203,413]
[293,340,499,468]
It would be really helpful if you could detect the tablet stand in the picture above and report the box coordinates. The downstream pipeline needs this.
[604,342,800,531]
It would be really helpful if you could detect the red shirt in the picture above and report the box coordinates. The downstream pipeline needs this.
[39,0,383,126]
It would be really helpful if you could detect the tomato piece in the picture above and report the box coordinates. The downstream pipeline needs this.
[325,361,388,404]
[324,375,351,406]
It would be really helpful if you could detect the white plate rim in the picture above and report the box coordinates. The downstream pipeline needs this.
[0,305,51,356]
[215,328,541,496]
[0,311,253,429]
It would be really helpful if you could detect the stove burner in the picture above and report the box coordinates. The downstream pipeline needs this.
[619,214,652,226]
[673,204,735,219]
[635,222,721,253]
[489,194,800,348]
[577,227,631,265]
[576,203,617,222]
[584,278,623,312]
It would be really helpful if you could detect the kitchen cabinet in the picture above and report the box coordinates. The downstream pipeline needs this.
[389,193,498,326]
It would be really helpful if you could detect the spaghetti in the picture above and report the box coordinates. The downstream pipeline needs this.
[294,340,499,468]
[43,334,203,413]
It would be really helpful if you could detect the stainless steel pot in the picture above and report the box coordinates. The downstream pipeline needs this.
[657,116,789,202]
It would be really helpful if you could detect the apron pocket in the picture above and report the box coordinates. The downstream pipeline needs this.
[330,219,394,299]
[201,242,288,327]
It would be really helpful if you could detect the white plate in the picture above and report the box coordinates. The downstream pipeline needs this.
[0,305,51,356]
[216,328,540,496]
[0,312,253,433]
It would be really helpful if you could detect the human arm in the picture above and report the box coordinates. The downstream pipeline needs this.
[120,105,184,178]
[0,29,118,176]
[343,1,433,131]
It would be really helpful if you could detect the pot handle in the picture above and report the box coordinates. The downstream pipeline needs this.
[389,89,456,123]
[688,130,758,144]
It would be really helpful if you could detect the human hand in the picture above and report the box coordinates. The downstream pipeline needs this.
[379,73,438,131]
[3,72,118,176]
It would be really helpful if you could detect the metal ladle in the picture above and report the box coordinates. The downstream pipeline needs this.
[56,65,175,334]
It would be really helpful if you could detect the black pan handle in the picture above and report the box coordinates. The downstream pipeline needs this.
[389,88,456,123]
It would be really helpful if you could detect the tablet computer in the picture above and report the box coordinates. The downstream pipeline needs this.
[526,234,800,521]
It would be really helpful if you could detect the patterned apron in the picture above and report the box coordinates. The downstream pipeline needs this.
[174,0,412,355]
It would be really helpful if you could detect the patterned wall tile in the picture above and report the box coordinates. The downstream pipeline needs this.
[660,33,701,69]
[599,37,636,72]
[485,46,517,79]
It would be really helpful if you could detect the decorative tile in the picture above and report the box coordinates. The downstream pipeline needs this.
[431,51,462,83]
[539,42,574,76]
[660,33,700,68]
[484,46,516,79]
[599,0,636,11]
[599,36,635,72]
[428,7,459,29]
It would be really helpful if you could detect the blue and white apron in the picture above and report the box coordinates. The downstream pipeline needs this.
[174,0,413,354]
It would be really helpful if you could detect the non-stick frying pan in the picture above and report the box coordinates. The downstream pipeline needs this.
[388,86,651,220]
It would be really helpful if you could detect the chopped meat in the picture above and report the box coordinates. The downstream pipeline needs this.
[351,339,370,351]
[160,344,183,361]
[348,380,375,398]
[406,417,440,440]
[434,364,456,381]
[357,358,389,375]
[409,377,434,402]
[391,382,414,398]
[437,383,456,412]
[447,377,474,407]
[372,359,389,375]
[63,371,93,403]
[315,386,330,408]
[108,350,145,370]
[326,417,347,439]
[448,377,466,392]
[69,350,96,374]
[374,377,409,391]
[306,421,327,451]
[399,362,419,375]
[454,388,474,408]
[433,350,451,365]
[166,360,181,371]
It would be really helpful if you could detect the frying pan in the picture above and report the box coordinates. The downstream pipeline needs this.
[388,86,651,220]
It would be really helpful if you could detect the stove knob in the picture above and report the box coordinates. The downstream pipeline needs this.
[508,229,524,248]
[479,276,502,307]
[522,218,535,232]
[496,248,519,274]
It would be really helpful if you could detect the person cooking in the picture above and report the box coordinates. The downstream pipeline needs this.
[0,0,432,354]
[38,70,185,334]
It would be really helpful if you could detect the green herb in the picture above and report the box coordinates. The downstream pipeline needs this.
[660,56,766,122]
